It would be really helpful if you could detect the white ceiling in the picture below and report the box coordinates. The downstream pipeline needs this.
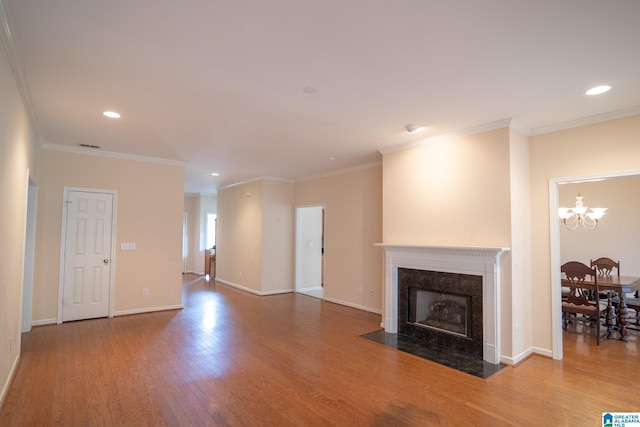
[4,0,640,194]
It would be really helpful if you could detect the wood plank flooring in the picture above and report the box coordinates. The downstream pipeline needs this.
[2,274,639,426]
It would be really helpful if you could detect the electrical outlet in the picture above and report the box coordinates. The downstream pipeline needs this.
[369,289,374,297]
[142,288,149,296]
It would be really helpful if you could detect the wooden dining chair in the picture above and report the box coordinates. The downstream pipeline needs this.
[590,257,620,276]
[561,261,610,345]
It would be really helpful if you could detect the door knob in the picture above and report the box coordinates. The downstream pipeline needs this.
[103,259,109,264]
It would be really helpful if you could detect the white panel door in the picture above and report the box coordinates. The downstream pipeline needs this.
[62,190,113,321]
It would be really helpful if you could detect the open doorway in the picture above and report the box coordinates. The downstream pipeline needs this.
[550,169,640,359]
[295,205,325,299]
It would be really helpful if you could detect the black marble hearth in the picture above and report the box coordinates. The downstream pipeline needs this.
[361,330,505,379]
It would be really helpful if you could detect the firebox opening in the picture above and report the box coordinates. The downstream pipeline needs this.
[409,288,471,338]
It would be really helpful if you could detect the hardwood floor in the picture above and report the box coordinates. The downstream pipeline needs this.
[2,274,639,426]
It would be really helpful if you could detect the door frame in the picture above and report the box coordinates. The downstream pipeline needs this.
[21,174,38,333]
[549,168,640,360]
[57,187,118,323]
[295,204,326,297]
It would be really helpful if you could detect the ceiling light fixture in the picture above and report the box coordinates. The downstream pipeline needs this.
[558,194,607,230]
[329,156,337,160]
[303,86,318,95]
[585,85,611,96]
[210,172,219,176]
[405,124,420,133]
[103,111,121,118]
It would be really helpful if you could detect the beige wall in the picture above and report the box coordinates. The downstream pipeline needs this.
[382,128,512,246]
[33,149,185,321]
[0,38,39,405]
[296,165,383,313]
[261,179,295,293]
[216,179,266,293]
[381,127,529,361]
[216,178,295,294]
[530,114,640,352]
[183,195,198,273]
[508,129,532,360]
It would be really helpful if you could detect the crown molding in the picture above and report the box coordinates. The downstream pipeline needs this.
[0,0,44,144]
[530,105,640,136]
[296,161,382,183]
[218,175,295,191]
[379,118,514,155]
[41,143,186,166]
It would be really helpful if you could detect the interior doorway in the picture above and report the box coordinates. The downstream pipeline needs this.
[295,205,325,299]
[549,169,640,360]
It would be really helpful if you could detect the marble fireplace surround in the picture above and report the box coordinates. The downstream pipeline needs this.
[376,244,510,364]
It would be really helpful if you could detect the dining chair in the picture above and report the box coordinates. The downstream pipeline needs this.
[590,257,621,303]
[561,261,610,345]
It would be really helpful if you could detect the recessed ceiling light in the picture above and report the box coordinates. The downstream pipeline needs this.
[329,156,337,160]
[585,85,611,96]
[210,172,220,176]
[103,111,121,118]
[303,86,318,95]
[405,124,420,133]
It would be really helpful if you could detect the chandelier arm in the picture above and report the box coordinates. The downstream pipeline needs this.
[563,216,579,231]
[582,215,598,230]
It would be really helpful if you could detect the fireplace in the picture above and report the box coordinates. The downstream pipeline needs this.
[400,268,483,358]
[376,244,509,364]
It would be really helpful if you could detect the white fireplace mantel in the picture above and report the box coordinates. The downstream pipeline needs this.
[375,244,510,364]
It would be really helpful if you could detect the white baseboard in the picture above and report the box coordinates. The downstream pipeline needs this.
[114,304,183,317]
[324,297,383,315]
[532,346,553,358]
[32,318,56,326]
[216,278,293,296]
[297,285,323,292]
[1,353,20,410]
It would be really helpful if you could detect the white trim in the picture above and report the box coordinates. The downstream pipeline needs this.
[218,175,295,191]
[32,318,57,326]
[0,352,20,410]
[114,305,183,317]
[501,347,534,366]
[0,0,43,144]
[21,172,37,333]
[324,297,383,315]
[548,168,640,360]
[42,143,186,166]
[378,119,513,155]
[531,106,640,136]
[216,278,293,296]
[296,162,381,183]
[57,187,118,323]
[532,346,553,359]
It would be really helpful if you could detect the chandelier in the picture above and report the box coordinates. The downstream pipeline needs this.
[558,194,607,230]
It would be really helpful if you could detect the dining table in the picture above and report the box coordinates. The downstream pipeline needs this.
[563,274,640,341]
